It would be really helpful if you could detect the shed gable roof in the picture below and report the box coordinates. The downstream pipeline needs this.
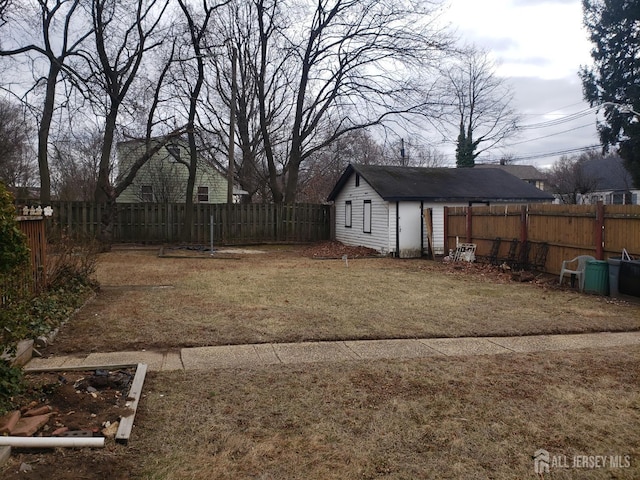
[327,164,554,203]
[475,163,546,181]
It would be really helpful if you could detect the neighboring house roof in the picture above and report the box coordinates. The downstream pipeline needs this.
[327,164,554,203]
[475,164,546,182]
[581,155,635,191]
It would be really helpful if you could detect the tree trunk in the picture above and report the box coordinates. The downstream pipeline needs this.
[37,62,61,204]
[284,148,301,204]
[95,108,118,203]
[95,107,119,244]
[182,130,197,242]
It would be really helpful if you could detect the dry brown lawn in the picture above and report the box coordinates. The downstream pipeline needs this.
[47,245,640,354]
[5,245,639,479]
[131,347,639,479]
[6,346,638,479]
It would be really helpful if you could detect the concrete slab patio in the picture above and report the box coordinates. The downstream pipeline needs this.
[24,331,640,373]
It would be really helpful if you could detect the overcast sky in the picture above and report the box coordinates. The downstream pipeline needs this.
[439,0,600,170]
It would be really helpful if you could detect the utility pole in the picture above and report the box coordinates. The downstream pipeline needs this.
[227,46,237,205]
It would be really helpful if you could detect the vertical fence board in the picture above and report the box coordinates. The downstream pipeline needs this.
[13,217,47,295]
[44,201,330,245]
[446,203,640,275]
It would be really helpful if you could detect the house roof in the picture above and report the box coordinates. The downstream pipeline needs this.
[475,163,546,181]
[327,164,554,203]
[581,155,635,191]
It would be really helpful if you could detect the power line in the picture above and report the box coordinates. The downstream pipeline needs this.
[504,122,595,147]
[519,101,588,117]
[508,144,601,162]
[517,107,599,130]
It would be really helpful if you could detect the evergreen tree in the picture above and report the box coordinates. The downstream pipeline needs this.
[455,123,478,168]
[580,0,640,187]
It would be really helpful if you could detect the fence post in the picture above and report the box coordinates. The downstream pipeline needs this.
[595,201,604,260]
[466,207,472,243]
[443,206,449,254]
[520,205,528,244]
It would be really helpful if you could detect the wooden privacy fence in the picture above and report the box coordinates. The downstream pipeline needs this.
[48,202,331,244]
[445,203,640,275]
[1,217,47,299]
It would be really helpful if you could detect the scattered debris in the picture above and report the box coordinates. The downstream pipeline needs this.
[1,368,136,442]
[511,271,536,283]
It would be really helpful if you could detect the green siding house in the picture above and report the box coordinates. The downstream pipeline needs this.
[116,139,228,204]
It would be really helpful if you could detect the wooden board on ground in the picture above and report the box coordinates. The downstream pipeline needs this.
[116,363,148,445]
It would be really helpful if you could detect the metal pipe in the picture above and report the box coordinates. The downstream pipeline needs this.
[0,436,105,448]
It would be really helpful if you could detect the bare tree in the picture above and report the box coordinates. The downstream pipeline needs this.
[382,136,447,167]
[440,47,519,168]
[84,0,170,204]
[173,0,230,240]
[256,0,453,203]
[202,0,270,203]
[547,151,600,204]
[50,127,102,200]
[297,128,385,202]
[0,97,34,188]
[0,0,93,203]
[0,0,11,27]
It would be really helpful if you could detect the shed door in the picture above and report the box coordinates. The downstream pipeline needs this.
[397,202,422,258]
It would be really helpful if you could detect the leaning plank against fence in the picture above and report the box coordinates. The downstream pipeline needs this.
[446,203,640,275]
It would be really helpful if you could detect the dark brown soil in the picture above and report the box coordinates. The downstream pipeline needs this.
[301,240,380,258]
[1,369,135,480]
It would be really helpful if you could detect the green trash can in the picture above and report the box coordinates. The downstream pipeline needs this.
[584,260,609,295]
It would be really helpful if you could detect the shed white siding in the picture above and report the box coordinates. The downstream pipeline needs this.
[334,174,391,254]
[421,203,467,255]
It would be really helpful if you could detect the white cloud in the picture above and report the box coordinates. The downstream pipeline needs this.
[444,0,592,79]
[438,0,599,166]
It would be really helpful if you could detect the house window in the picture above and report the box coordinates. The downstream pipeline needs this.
[141,185,153,202]
[345,201,352,228]
[611,192,632,205]
[355,174,360,187]
[363,200,372,234]
[197,186,209,203]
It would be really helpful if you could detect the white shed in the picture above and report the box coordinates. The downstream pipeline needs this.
[327,164,554,258]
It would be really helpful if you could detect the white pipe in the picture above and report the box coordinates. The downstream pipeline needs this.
[0,436,105,448]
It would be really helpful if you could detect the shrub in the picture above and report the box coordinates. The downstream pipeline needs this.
[0,187,99,413]
[0,181,30,348]
[0,182,29,275]
[0,181,30,411]
[46,230,100,291]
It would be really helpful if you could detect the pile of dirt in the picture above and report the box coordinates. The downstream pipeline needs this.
[302,241,381,258]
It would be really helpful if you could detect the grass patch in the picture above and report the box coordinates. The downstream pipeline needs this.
[28,346,635,479]
[46,247,640,354]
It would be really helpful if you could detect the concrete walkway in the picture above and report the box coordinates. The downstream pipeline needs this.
[24,331,640,373]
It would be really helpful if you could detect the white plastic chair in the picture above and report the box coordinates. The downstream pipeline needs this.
[559,255,595,291]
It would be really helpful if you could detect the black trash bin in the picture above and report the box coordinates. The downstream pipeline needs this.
[619,260,640,298]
